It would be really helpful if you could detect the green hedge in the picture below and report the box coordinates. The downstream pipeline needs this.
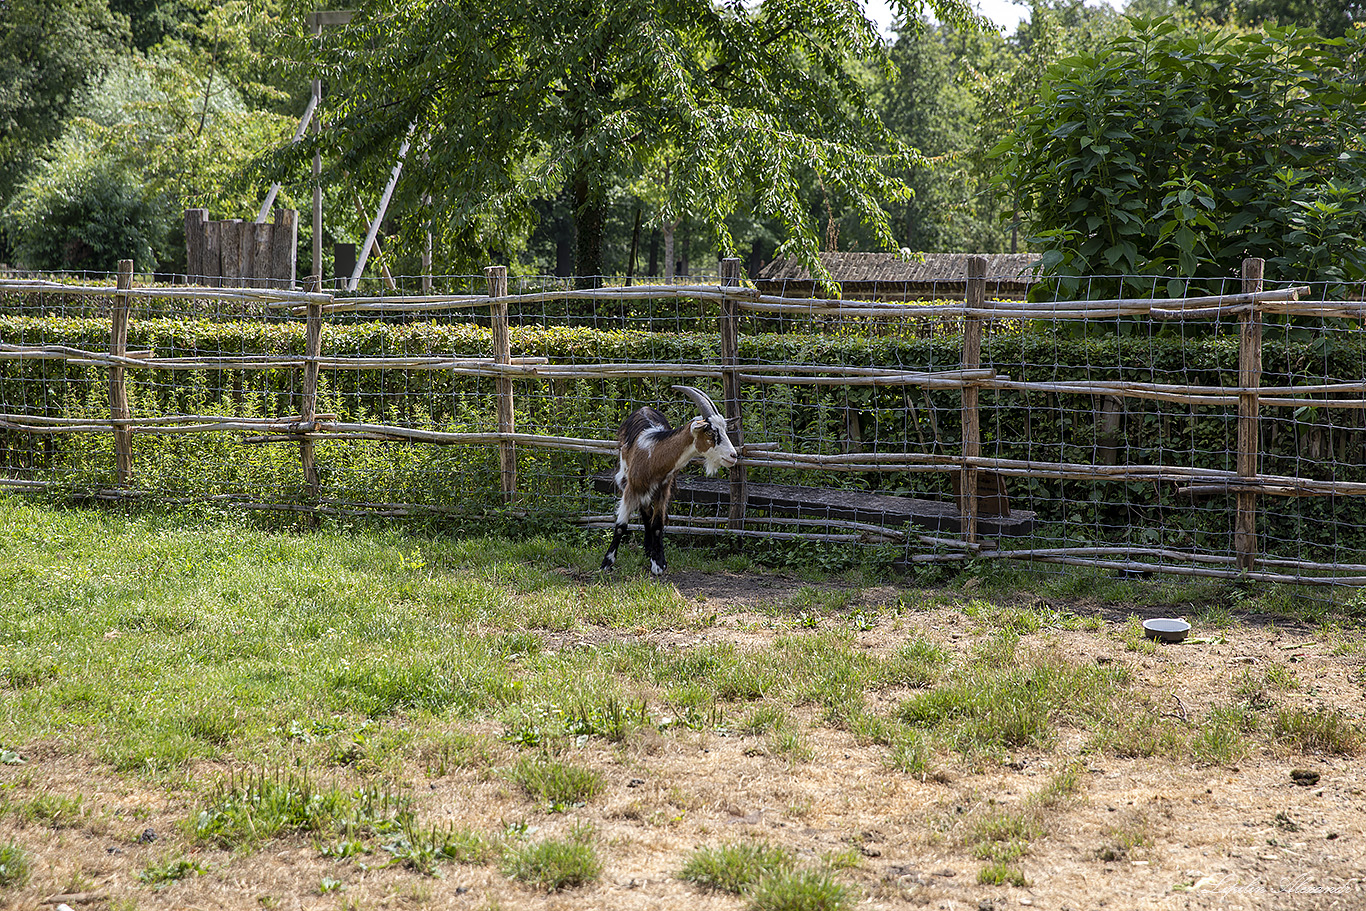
[4,313,1366,556]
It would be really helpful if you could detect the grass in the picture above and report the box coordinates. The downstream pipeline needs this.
[1273,707,1362,755]
[679,840,796,893]
[188,771,410,850]
[3,495,1365,904]
[747,869,854,911]
[501,823,601,892]
[506,755,605,811]
[0,841,30,888]
[383,822,493,874]
[137,855,206,888]
[894,642,1125,760]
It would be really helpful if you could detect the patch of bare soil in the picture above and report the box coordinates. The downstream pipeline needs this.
[3,572,1364,911]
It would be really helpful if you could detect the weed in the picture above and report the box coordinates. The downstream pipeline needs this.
[740,704,789,736]
[1089,709,1188,759]
[565,694,649,743]
[968,810,1041,860]
[0,841,30,888]
[1027,762,1085,808]
[1191,703,1256,765]
[977,859,1027,886]
[897,652,1121,759]
[747,868,854,911]
[768,726,815,764]
[879,637,948,688]
[501,822,600,892]
[138,854,207,888]
[383,822,491,874]
[679,840,795,894]
[1264,663,1299,691]
[1273,707,1361,755]
[887,729,932,778]
[1116,617,1157,654]
[506,755,604,811]
[189,770,409,850]
[15,793,83,828]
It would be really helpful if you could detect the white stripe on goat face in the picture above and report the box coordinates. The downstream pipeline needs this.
[695,415,738,475]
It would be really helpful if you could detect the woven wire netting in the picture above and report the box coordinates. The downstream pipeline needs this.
[4,267,1366,599]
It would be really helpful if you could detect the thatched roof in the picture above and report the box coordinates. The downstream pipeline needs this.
[755,252,1041,300]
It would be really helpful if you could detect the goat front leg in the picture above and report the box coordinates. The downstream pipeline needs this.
[600,492,636,570]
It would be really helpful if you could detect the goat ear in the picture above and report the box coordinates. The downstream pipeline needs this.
[689,417,708,433]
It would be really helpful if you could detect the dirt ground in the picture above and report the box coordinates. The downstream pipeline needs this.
[3,570,1365,911]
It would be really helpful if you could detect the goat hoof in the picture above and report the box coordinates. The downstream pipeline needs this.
[649,560,666,576]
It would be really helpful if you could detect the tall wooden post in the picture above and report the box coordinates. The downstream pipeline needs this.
[1236,257,1264,572]
[311,18,323,288]
[960,256,987,544]
[300,295,323,497]
[720,257,746,528]
[110,260,134,485]
[487,266,516,502]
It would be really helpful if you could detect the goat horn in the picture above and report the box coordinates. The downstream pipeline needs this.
[671,385,721,420]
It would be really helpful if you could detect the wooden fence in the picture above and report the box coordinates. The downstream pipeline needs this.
[6,257,1366,586]
[184,208,298,288]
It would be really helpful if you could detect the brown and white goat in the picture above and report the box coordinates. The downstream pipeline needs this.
[600,385,738,575]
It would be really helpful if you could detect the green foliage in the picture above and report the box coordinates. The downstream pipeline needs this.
[995,17,1366,295]
[1151,0,1363,38]
[138,854,207,888]
[0,0,129,203]
[278,0,990,280]
[896,646,1123,757]
[2,131,174,271]
[9,307,1366,555]
[2,1,297,273]
[383,822,492,874]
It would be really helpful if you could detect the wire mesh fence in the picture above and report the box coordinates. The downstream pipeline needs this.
[3,259,1366,598]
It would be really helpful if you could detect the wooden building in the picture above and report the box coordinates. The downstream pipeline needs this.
[755,251,1040,300]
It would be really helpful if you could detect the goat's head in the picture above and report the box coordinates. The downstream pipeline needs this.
[672,385,738,475]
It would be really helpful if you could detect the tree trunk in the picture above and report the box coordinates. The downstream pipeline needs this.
[573,174,604,288]
[626,205,642,285]
[663,219,678,283]
[554,197,574,278]
[647,226,660,277]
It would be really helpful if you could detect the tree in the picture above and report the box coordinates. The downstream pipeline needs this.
[278,0,988,282]
[1127,0,1363,38]
[878,20,1013,252]
[2,0,296,274]
[993,17,1366,295]
[0,0,128,203]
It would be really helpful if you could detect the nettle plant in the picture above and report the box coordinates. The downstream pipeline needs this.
[993,16,1366,299]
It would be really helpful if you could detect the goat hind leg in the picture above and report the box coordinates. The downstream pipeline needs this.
[640,501,667,575]
[600,494,636,570]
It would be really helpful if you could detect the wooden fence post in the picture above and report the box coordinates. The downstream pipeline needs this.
[1237,257,1264,572]
[487,265,516,502]
[960,256,987,544]
[184,209,207,283]
[720,257,746,528]
[110,260,134,485]
[300,289,323,497]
